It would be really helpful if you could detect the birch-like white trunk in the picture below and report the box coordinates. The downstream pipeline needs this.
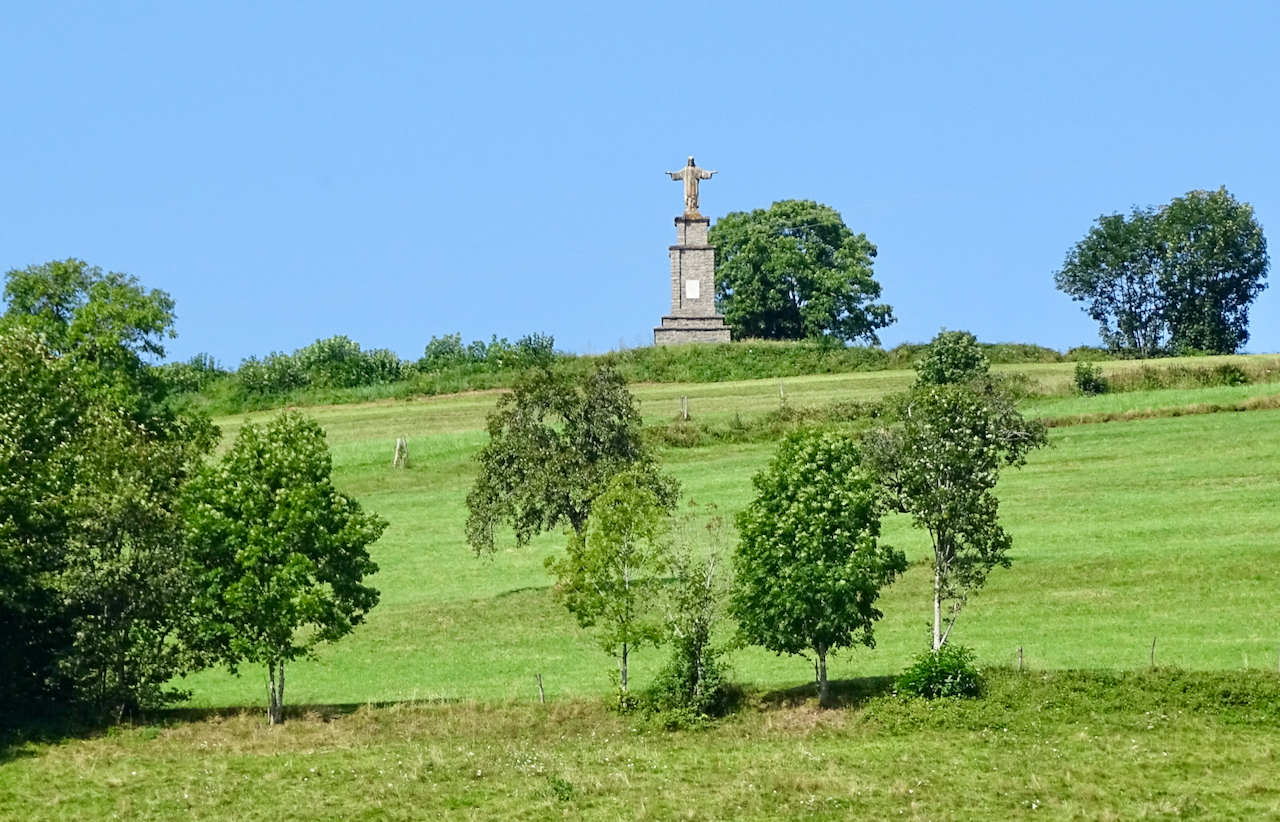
[816,644,831,708]
[267,660,286,725]
[933,565,944,651]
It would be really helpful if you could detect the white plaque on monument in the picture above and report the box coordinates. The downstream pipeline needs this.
[685,279,700,300]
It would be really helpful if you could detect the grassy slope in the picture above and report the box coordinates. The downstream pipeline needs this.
[6,357,1280,821]
[175,359,1280,709]
[5,670,1280,821]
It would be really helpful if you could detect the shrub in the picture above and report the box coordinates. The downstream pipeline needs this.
[155,353,227,394]
[419,333,470,372]
[238,352,309,394]
[914,329,990,387]
[295,335,406,388]
[417,332,557,374]
[1073,361,1109,395]
[896,644,983,699]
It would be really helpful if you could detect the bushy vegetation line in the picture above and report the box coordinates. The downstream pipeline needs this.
[163,329,1280,418]
[160,335,1110,414]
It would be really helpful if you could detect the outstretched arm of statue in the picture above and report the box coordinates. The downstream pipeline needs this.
[667,171,682,180]
[699,169,716,180]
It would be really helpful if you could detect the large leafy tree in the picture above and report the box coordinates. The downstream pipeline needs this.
[465,363,678,554]
[183,412,386,725]
[0,331,83,705]
[729,428,906,707]
[56,404,213,718]
[867,381,1046,651]
[3,259,176,410]
[545,471,670,697]
[1055,187,1268,356]
[1158,188,1269,353]
[710,200,894,343]
[1,258,215,718]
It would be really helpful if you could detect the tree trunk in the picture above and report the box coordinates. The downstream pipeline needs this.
[933,565,944,651]
[267,659,285,725]
[816,645,831,709]
[619,642,629,692]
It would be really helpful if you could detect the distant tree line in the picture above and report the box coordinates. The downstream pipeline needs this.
[156,331,559,399]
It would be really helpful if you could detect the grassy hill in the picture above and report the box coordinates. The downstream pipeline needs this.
[7,354,1280,820]
[175,355,1280,708]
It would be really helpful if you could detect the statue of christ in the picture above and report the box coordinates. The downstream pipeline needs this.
[666,156,716,216]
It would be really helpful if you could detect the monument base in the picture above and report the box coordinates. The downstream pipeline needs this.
[654,315,732,345]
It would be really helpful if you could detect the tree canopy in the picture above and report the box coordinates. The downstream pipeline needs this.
[183,411,385,724]
[1055,187,1268,356]
[729,428,906,707]
[3,259,176,405]
[913,329,990,387]
[710,200,894,344]
[465,363,678,554]
[0,325,215,716]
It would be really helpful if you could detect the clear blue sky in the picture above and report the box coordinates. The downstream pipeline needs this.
[4,2,1278,364]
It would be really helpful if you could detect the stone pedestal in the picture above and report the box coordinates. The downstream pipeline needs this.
[654,215,731,345]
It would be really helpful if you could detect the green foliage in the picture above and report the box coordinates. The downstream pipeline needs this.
[711,200,895,343]
[237,335,407,395]
[182,411,386,723]
[236,351,310,394]
[643,504,734,722]
[730,428,906,707]
[894,644,983,699]
[2,259,179,421]
[466,363,678,554]
[417,332,557,374]
[913,329,990,386]
[1055,187,1269,356]
[55,405,213,718]
[2,258,175,366]
[545,471,671,696]
[0,327,215,717]
[869,382,1047,650]
[1073,361,1109,395]
[155,353,228,395]
[0,331,83,705]
[294,335,406,388]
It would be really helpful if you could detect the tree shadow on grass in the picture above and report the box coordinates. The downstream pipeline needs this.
[0,696,471,764]
[0,708,95,766]
[757,675,895,711]
[160,695,469,725]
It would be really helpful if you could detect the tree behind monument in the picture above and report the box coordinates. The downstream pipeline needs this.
[711,200,894,344]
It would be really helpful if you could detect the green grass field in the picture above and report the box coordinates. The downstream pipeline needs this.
[5,355,1280,821]
[6,668,1280,821]
[172,356,1280,708]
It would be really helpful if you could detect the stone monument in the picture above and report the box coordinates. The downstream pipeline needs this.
[654,157,732,345]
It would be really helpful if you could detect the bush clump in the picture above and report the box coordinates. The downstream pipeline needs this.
[914,330,991,387]
[896,644,984,699]
[1073,361,1109,395]
[154,353,228,395]
[416,332,557,374]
